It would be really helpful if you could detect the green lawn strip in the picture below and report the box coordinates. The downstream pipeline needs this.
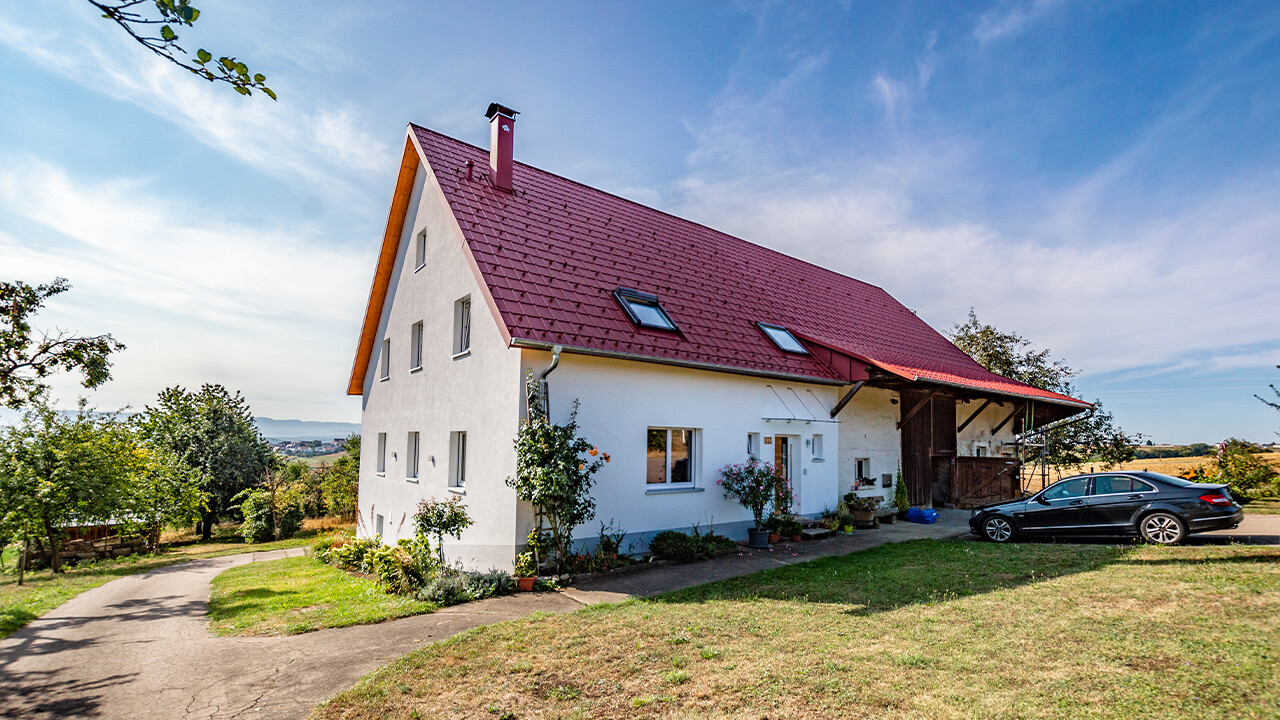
[1241,496,1280,514]
[313,540,1279,720]
[208,555,435,636]
[0,529,343,640]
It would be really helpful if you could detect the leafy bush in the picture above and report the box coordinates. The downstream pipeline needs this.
[237,489,276,543]
[717,457,779,530]
[649,529,736,563]
[894,466,910,512]
[366,539,438,595]
[413,495,473,566]
[416,569,516,606]
[325,536,383,572]
[514,552,537,577]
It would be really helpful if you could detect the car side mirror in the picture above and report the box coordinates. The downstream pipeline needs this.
[1035,495,1050,505]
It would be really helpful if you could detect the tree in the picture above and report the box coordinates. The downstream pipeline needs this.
[0,399,135,574]
[235,458,304,543]
[506,399,608,571]
[412,496,473,567]
[85,0,276,98]
[122,443,206,552]
[1201,439,1279,497]
[137,384,273,539]
[1,278,126,411]
[1258,365,1279,434]
[949,309,1136,472]
[322,434,360,519]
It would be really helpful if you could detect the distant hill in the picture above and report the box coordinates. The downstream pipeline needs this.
[255,417,360,442]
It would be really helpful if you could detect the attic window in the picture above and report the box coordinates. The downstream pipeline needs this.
[614,288,677,331]
[758,323,808,354]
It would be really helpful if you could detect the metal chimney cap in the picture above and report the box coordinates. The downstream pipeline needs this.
[485,103,520,120]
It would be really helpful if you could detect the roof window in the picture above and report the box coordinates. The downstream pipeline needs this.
[758,322,808,354]
[614,287,677,331]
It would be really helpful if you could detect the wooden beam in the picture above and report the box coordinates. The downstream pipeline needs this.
[829,380,865,419]
[991,402,1027,435]
[896,389,938,430]
[956,399,993,433]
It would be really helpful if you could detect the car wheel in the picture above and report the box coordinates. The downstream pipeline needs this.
[1139,512,1186,545]
[982,516,1016,543]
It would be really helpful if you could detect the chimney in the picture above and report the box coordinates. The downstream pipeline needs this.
[484,102,519,192]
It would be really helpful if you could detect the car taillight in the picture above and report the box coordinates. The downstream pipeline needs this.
[1199,493,1232,507]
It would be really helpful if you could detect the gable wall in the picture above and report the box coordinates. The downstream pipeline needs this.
[835,386,903,507]
[358,162,524,571]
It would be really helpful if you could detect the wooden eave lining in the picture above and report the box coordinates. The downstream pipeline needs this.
[346,136,421,395]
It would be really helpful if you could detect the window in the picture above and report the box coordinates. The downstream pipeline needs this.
[1042,477,1090,500]
[375,513,384,537]
[376,432,387,474]
[811,434,824,461]
[450,431,467,487]
[379,338,391,380]
[454,296,472,356]
[757,323,808,354]
[410,321,424,370]
[974,444,988,457]
[647,428,695,484]
[855,458,871,486]
[614,287,677,331]
[747,433,762,459]
[406,432,420,480]
[414,229,427,270]
[1093,475,1154,495]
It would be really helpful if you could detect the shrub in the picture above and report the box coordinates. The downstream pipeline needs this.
[514,552,537,577]
[649,529,735,563]
[417,573,469,606]
[417,569,516,606]
[718,457,779,530]
[237,489,275,543]
[413,496,473,566]
[366,539,437,595]
[894,466,910,512]
[325,536,383,572]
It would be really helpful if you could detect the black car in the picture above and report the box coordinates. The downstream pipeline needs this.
[969,471,1243,545]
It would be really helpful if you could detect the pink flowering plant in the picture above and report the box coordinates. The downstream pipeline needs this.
[718,457,779,530]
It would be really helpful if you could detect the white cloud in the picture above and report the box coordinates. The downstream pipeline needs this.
[0,157,367,420]
[973,0,1066,43]
[0,2,393,204]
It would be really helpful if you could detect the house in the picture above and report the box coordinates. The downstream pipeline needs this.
[348,103,1088,570]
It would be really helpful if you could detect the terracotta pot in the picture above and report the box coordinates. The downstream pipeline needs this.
[790,533,803,542]
[769,532,781,544]
[516,576,536,592]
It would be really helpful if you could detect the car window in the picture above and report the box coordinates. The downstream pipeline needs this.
[1042,477,1090,500]
[1093,475,1133,494]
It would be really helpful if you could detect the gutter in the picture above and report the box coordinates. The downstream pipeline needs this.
[908,375,1093,410]
[531,345,562,419]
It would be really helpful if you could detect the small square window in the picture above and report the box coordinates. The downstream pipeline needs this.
[406,431,420,479]
[380,338,391,380]
[376,432,387,474]
[410,321,423,369]
[450,431,467,487]
[758,323,808,354]
[614,288,677,331]
[454,297,472,356]
[414,230,427,270]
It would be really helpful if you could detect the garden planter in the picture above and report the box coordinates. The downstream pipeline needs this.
[516,576,536,592]
[853,510,875,526]
[769,532,781,544]
[841,524,853,534]
[748,528,771,548]
[790,533,803,543]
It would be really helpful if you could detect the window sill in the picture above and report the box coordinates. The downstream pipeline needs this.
[811,457,825,463]
[405,477,419,484]
[452,350,471,360]
[446,486,466,496]
[645,485,703,495]
[379,376,390,382]
[415,262,426,273]
[409,365,423,374]
[376,472,385,477]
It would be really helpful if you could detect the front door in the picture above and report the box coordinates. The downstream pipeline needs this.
[1019,476,1093,534]
[774,435,795,511]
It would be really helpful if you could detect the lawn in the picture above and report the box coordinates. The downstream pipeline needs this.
[313,539,1279,720]
[0,524,351,640]
[208,555,436,636]
[1241,497,1280,514]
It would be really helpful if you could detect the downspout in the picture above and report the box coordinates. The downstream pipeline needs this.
[533,345,563,419]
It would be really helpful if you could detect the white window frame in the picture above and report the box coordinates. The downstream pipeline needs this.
[450,431,467,488]
[406,431,420,481]
[647,427,697,485]
[453,296,472,357]
[855,457,871,487]
[376,432,387,475]
[375,513,385,537]
[414,229,427,271]
[410,321,424,371]
[812,433,824,461]
[379,338,391,381]
[747,432,761,459]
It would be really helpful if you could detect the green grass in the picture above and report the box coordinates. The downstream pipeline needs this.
[313,540,1279,720]
[208,555,435,636]
[1241,496,1280,514]
[0,527,347,640]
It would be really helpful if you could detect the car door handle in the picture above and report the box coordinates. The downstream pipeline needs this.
[1069,499,1084,505]
[1127,494,1142,500]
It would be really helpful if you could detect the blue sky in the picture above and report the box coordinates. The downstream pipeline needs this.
[1,0,1277,443]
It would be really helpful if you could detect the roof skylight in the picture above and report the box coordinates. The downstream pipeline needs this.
[614,288,677,331]
[758,323,808,354]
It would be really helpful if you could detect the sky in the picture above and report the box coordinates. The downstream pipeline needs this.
[0,0,1277,443]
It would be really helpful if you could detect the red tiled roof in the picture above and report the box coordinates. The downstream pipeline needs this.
[375,124,1084,408]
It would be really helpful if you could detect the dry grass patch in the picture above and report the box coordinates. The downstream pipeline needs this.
[312,540,1279,720]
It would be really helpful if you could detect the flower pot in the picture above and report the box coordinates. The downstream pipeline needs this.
[748,528,771,548]
[853,510,875,526]
[516,576,536,592]
[769,532,781,544]
[841,525,853,534]
[790,533,803,542]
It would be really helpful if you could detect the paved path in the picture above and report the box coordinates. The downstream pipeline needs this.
[5,509,1268,720]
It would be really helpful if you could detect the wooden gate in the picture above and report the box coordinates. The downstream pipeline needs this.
[953,457,1021,508]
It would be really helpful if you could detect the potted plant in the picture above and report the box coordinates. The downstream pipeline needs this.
[845,495,882,526]
[514,552,537,591]
[778,515,803,542]
[764,515,783,544]
[718,457,778,548]
[894,465,910,519]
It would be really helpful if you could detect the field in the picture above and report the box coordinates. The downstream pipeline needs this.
[313,540,1279,720]
[1020,451,1280,494]
[292,451,346,467]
